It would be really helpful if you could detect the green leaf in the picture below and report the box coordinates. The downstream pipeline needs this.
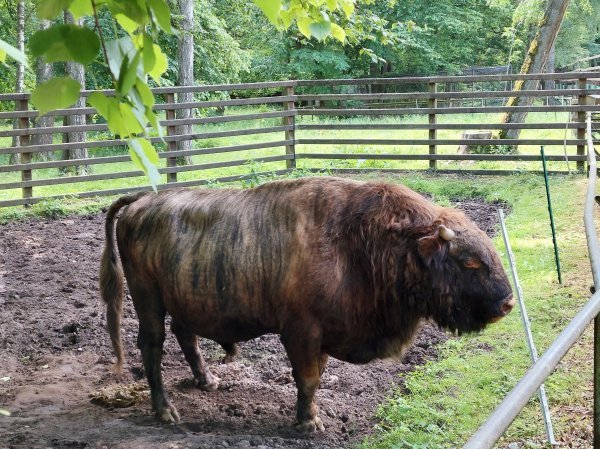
[326,0,338,11]
[69,0,94,19]
[106,0,148,24]
[129,89,149,133]
[330,23,346,43]
[136,78,161,138]
[88,91,110,118]
[128,138,161,192]
[117,51,141,95]
[297,18,312,38]
[148,44,167,83]
[114,13,140,35]
[105,37,136,80]
[146,110,162,137]
[125,51,142,92]
[339,0,355,17]
[29,25,100,65]
[37,0,74,19]
[253,0,282,27]
[147,0,173,33]
[142,33,156,73]
[134,78,155,109]
[65,27,102,64]
[309,20,332,41]
[89,93,143,138]
[31,77,81,116]
[119,102,144,136]
[0,39,28,67]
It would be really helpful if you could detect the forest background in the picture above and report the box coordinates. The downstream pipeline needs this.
[1,0,599,97]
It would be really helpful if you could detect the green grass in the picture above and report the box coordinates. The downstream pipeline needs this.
[294,111,579,173]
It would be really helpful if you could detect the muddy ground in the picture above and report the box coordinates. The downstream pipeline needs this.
[0,194,504,449]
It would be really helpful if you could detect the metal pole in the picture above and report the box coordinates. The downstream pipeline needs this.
[541,146,563,284]
[584,112,600,448]
[498,209,557,446]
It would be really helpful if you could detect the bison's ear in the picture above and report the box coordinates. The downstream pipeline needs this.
[417,234,443,265]
[417,225,455,266]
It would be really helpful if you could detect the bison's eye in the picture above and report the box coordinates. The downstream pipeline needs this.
[463,258,482,269]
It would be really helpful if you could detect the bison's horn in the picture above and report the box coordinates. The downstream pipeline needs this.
[439,225,456,241]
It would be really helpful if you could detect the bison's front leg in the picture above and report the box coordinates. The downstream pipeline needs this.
[171,319,220,391]
[281,325,326,433]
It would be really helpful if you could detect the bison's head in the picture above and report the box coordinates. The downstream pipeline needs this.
[403,212,514,333]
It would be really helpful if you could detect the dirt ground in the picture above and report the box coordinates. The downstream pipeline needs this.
[0,195,504,449]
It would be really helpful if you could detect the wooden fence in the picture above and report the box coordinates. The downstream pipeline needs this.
[1,72,599,208]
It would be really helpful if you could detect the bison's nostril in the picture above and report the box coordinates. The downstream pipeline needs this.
[501,296,515,315]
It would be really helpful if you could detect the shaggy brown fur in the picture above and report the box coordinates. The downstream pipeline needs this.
[99,177,513,431]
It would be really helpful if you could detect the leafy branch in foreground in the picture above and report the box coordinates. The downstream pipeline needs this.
[29,0,171,190]
[19,0,356,191]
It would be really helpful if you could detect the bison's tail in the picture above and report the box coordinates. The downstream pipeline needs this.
[99,192,147,374]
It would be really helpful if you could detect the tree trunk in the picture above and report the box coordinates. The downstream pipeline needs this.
[499,0,570,140]
[546,43,556,105]
[60,12,88,175]
[176,0,194,166]
[9,0,26,165]
[31,19,55,162]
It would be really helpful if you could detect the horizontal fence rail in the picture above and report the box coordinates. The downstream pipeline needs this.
[0,71,599,207]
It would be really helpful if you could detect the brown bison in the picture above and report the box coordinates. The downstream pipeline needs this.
[100,177,514,432]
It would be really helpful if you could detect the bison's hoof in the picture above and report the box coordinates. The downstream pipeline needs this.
[221,354,235,364]
[197,375,220,392]
[157,404,180,423]
[295,416,325,433]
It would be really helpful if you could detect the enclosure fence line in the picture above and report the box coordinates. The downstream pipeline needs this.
[0,71,599,208]
[462,112,600,449]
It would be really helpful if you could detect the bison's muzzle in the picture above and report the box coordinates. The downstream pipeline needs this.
[488,295,516,323]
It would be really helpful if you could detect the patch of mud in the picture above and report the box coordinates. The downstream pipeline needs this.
[0,197,501,448]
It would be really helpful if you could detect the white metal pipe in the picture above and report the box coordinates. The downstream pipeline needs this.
[463,291,600,448]
[498,209,556,446]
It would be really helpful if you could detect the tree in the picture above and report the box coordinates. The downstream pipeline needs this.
[31,18,55,157]
[60,11,89,175]
[175,0,194,167]
[9,0,26,165]
[499,0,571,140]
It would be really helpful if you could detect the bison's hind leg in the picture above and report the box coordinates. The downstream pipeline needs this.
[131,285,180,423]
[219,342,240,364]
[171,319,220,392]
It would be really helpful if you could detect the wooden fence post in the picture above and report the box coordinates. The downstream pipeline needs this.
[17,98,32,203]
[165,92,177,183]
[428,82,437,170]
[284,84,296,170]
[577,77,588,172]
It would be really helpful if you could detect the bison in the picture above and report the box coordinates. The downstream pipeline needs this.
[100,177,514,432]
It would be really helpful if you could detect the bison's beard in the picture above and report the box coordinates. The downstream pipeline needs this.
[430,299,491,335]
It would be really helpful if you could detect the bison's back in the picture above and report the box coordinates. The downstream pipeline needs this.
[114,181,349,341]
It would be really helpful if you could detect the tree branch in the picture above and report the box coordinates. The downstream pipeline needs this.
[91,0,110,77]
